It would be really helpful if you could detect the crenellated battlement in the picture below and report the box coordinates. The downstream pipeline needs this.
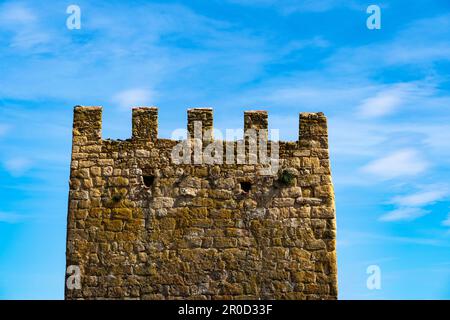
[73,106,329,147]
[66,105,337,300]
[132,107,158,141]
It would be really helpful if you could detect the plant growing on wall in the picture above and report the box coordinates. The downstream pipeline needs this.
[278,169,296,186]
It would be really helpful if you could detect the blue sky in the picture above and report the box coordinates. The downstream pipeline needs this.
[1,0,450,299]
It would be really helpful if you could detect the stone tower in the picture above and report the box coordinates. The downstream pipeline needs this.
[65,106,337,300]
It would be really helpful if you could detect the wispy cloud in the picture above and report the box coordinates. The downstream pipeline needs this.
[0,2,50,50]
[380,207,430,222]
[358,89,403,118]
[3,157,33,177]
[391,188,449,207]
[356,83,431,119]
[0,1,270,102]
[326,13,450,74]
[361,149,429,180]
[0,2,36,24]
[339,230,449,247]
[381,185,449,222]
[113,88,157,111]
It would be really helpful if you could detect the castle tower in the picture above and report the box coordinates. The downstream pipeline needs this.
[65,106,337,299]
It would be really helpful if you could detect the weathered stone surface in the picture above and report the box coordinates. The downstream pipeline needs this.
[180,187,198,196]
[66,106,338,300]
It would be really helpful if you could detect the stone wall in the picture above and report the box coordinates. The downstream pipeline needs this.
[65,106,337,300]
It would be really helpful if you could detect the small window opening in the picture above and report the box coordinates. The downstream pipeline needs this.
[143,175,155,188]
[112,194,122,203]
[240,181,252,193]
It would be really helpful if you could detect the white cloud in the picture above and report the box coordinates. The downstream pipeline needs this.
[382,186,449,223]
[391,189,449,207]
[0,2,36,25]
[10,29,50,50]
[358,92,402,118]
[442,213,450,227]
[0,212,23,223]
[0,2,51,50]
[357,82,435,119]
[3,157,32,176]
[325,14,450,76]
[113,88,157,110]
[380,207,430,222]
[361,149,428,180]
[357,85,407,118]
